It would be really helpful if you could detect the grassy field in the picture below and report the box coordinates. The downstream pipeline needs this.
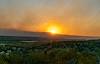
[0,40,100,64]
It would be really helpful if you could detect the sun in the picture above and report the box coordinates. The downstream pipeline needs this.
[48,27,58,34]
[47,26,61,34]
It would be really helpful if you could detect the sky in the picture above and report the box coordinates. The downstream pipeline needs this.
[0,0,100,36]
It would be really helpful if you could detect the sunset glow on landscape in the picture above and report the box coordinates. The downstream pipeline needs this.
[0,1,100,64]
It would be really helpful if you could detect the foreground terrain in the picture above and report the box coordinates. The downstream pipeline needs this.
[0,40,100,64]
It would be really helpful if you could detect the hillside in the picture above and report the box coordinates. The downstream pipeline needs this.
[0,29,99,41]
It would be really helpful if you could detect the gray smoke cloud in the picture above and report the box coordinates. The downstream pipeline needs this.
[0,0,100,36]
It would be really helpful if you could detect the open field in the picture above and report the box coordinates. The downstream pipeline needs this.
[0,39,100,64]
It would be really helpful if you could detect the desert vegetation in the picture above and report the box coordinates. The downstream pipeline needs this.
[0,40,99,64]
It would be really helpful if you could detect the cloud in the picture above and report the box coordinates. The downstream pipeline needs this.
[0,0,100,36]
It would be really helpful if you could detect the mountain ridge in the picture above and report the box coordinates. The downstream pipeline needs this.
[0,29,99,41]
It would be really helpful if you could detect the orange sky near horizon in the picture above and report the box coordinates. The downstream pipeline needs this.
[0,0,100,36]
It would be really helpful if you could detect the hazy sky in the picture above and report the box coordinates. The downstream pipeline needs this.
[0,0,100,36]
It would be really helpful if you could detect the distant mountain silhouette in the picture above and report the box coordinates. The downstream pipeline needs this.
[0,29,50,37]
[0,29,99,41]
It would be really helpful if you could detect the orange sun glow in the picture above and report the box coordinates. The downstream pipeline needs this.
[47,26,61,34]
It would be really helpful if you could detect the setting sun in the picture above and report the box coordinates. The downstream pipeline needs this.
[47,26,61,34]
